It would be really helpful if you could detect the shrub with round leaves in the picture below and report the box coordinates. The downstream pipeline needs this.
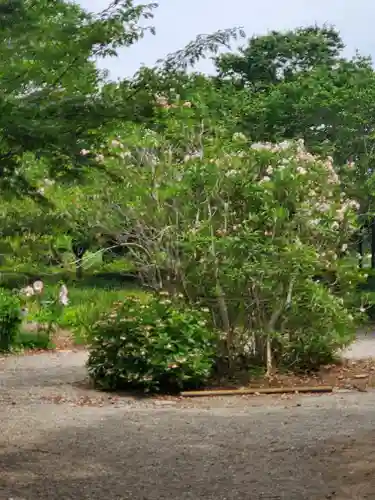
[86,293,217,393]
[0,288,22,351]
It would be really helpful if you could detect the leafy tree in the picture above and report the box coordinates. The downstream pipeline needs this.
[215,25,343,88]
[0,0,156,195]
[215,26,375,268]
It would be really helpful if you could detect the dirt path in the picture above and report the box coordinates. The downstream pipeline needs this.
[1,344,375,499]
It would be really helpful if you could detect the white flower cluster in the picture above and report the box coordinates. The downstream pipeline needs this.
[20,280,44,297]
[20,282,69,306]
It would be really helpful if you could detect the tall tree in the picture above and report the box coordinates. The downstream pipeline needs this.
[215,26,375,267]
[0,0,156,194]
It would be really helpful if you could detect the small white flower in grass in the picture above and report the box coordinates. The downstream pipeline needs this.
[266,165,273,175]
[341,243,348,252]
[95,154,104,162]
[80,149,90,156]
[21,286,34,297]
[37,187,45,195]
[296,166,307,175]
[259,176,271,183]
[59,284,69,306]
[349,200,360,210]
[33,280,44,294]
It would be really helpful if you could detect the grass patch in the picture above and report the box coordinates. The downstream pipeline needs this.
[0,258,150,350]
[14,329,54,350]
[57,285,150,344]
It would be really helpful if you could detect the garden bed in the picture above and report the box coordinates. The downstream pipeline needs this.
[203,359,375,395]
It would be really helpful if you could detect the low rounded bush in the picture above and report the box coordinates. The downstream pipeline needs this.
[87,293,217,393]
[277,280,357,371]
[0,288,22,351]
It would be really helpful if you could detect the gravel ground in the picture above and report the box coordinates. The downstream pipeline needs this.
[1,347,375,499]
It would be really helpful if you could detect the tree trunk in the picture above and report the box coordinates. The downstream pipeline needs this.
[371,219,375,269]
[71,241,87,280]
[266,335,273,377]
[358,229,363,269]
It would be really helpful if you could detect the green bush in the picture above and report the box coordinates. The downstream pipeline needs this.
[277,280,357,371]
[15,330,53,350]
[0,288,22,351]
[87,293,217,393]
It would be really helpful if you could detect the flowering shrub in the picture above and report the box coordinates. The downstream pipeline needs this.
[19,281,70,342]
[85,111,361,374]
[87,294,217,392]
[0,288,22,351]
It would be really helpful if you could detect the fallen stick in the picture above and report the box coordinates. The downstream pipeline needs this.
[180,386,333,397]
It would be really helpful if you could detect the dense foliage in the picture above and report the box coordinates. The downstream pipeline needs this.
[0,288,21,351]
[87,294,216,392]
[88,125,361,373]
[1,3,375,385]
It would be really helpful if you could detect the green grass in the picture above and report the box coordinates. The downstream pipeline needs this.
[57,284,149,344]
[0,258,150,347]
[15,329,54,350]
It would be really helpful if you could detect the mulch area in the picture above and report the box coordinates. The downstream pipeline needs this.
[205,359,375,393]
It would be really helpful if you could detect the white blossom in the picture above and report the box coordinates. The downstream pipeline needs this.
[251,142,272,151]
[225,169,237,177]
[43,178,55,186]
[59,284,69,306]
[259,176,271,183]
[21,286,34,297]
[316,203,330,212]
[309,219,321,226]
[33,280,44,294]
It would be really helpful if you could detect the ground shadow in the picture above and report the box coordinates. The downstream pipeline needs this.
[2,405,374,499]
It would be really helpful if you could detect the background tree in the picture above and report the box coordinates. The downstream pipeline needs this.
[214,26,375,268]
